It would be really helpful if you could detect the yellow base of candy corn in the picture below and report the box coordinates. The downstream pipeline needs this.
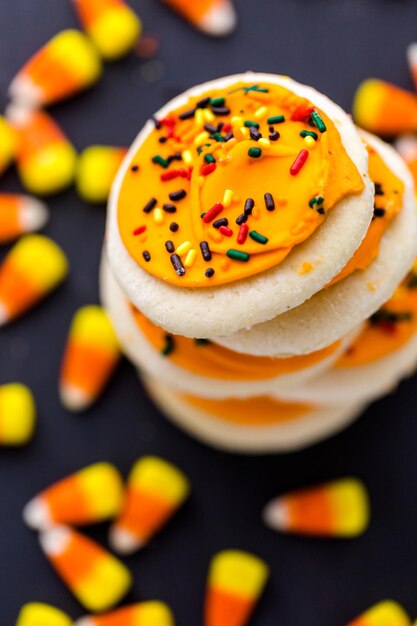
[0,383,36,445]
[19,142,77,196]
[88,7,141,60]
[76,146,126,203]
[0,116,17,174]
[16,602,72,626]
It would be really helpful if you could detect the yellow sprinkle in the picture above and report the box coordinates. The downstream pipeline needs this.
[240,126,249,138]
[231,116,243,126]
[194,131,209,147]
[153,208,164,224]
[258,138,271,149]
[204,109,215,123]
[194,108,205,127]
[181,150,193,165]
[224,138,237,152]
[220,258,231,271]
[304,135,316,148]
[254,106,267,119]
[208,229,223,243]
[184,248,197,268]
[176,241,192,256]
[223,189,234,208]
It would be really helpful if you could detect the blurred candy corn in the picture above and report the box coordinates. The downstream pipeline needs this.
[76,146,127,203]
[7,105,77,196]
[23,462,123,530]
[74,601,175,626]
[60,306,121,412]
[162,0,237,37]
[72,0,142,60]
[0,383,36,446]
[346,600,410,626]
[263,478,370,538]
[0,115,17,176]
[0,194,48,245]
[109,456,190,554]
[8,30,102,108]
[16,602,72,626]
[407,43,417,91]
[0,235,68,326]
[39,526,132,612]
[204,550,269,626]
[353,79,417,136]
[395,135,417,184]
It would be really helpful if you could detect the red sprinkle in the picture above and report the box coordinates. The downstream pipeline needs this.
[133,225,147,235]
[160,116,176,126]
[222,123,232,133]
[290,149,309,175]
[161,170,181,181]
[200,163,216,176]
[220,225,233,237]
[185,167,193,180]
[291,105,315,121]
[203,203,224,223]
[237,223,249,244]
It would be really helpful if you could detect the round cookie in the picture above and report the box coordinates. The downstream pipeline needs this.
[142,375,364,454]
[216,131,417,356]
[107,72,374,338]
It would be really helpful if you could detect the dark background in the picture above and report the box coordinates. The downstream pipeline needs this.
[1,0,417,624]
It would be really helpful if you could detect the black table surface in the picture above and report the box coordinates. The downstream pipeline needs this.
[1,1,417,624]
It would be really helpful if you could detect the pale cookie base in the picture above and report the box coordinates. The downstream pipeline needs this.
[107,72,373,338]
[142,375,364,454]
[100,254,358,399]
[216,131,417,356]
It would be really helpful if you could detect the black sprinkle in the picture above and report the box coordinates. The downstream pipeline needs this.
[179,108,196,120]
[236,213,248,225]
[200,241,212,262]
[167,152,182,164]
[374,182,384,195]
[163,203,177,213]
[205,268,215,278]
[169,222,179,232]
[269,125,275,132]
[165,240,175,253]
[250,128,262,141]
[204,123,217,134]
[217,122,224,131]
[317,207,325,215]
[158,136,168,144]
[143,251,151,262]
[244,198,255,215]
[162,334,175,356]
[264,192,275,211]
[170,253,186,276]
[374,207,386,218]
[213,217,229,229]
[197,96,211,109]
[195,338,211,345]
[269,131,280,141]
[169,189,186,201]
[143,197,157,213]
[224,132,234,142]
[152,116,161,129]
[212,107,231,116]
[131,164,139,172]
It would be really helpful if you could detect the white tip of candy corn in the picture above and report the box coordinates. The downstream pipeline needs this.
[407,43,417,69]
[20,197,49,233]
[73,619,94,626]
[199,1,237,36]
[60,383,91,412]
[262,498,289,531]
[39,525,71,556]
[108,526,144,555]
[8,75,43,108]
[23,496,51,530]
[0,302,10,327]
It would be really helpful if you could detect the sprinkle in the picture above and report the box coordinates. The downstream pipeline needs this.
[159,136,167,143]
[309,195,324,208]
[291,104,314,121]
[205,268,215,278]
[133,225,146,235]
[210,97,225,107]
[200,241,212,261]
[248,147,262,158]
[162,334,175,356]
[254,106,268,119]
[204,123,217,134]
[264,193,275,211]
[267,114,285,124]
[161,170,180,181]
[311,111,327,133]
[304,135,316,148]
[224,137,237,151]
[203,202,223,223]
[170,253,185,276]
[204,109,215,123]
[300,130,318,140]
[208,229,223,243]
[179,108,195,120]
[231,116,243,126]
[223,189,234,207]
[212,132,225,143]
[290,149,309,175]
[204,153,216,164]
[183,248,197,268]
[181,150,193,165]
[195,338,210,345]
[163,203,177,213]
[143,197,157,213]
[227,249,250,262]
[249,230,268,244]
[222,123,232,133]
[176,241,192,256]
[269,131,280,141]
[154,208,164,223]
[220,225,233,237]
[131,164,139,172]
[194,131,210,146]
[200,163,216,175]
[250,128,262,141]
[213,217,228,229]
[212,107,230,116]
[152,155,169,168]
[169,222,179,232]
[374,207,386,218]
[244,198,255,215]
[169,189,186,201]
[237,223,249,244]
[258,138,270,149]
[236,213,247,225]
[224,132,234,142]
[374,182,384,195]
[197,96,211,109]
[244,120,260,128]
[143,251,151,262]
[165,241,175,253]
[194,108,205,127]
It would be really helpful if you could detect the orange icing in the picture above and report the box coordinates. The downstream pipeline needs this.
[337,272,417,367]
[131,305,341,380]
[118,81,364,287]
[329,143,404,286]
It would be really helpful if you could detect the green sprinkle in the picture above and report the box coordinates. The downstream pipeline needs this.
[152,155,169,168]
[227,249,250,262]
[248,147,262,158]
[311,111,327,133]
[267,115,285,124]
[249,230,268,244]
[244,120,260,128]
[200,212,206,218]
[212,132,225,142]
[245,85,269,94]
[195,338,211,346]
[204,154,216,164]
[162,334,175,356]
[300,130,318,140]
[210,97,225,107]
[309,195,324,208]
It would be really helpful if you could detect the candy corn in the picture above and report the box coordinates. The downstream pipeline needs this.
[23,462,123,530]
[8,30,102,108]
[407,43,417,91]
[39,526,132,612]
[76,146,127,203]
[162,0,237,37]
[0,235,68,326]
[74,601,175,626]
[109,456,190,554]
[346,600,410,626]
[204,550,269,626]
[16,602,72,626]
[60,306,121,411]
[353,79,417,136]
[72,0,142,60]
[0,115,17,176]
[7,105,77,196]
[0,383,36,446]
[0,194,48,245]
[263,478,370,538]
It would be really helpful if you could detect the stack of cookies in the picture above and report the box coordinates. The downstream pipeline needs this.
[101,73,417,453]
